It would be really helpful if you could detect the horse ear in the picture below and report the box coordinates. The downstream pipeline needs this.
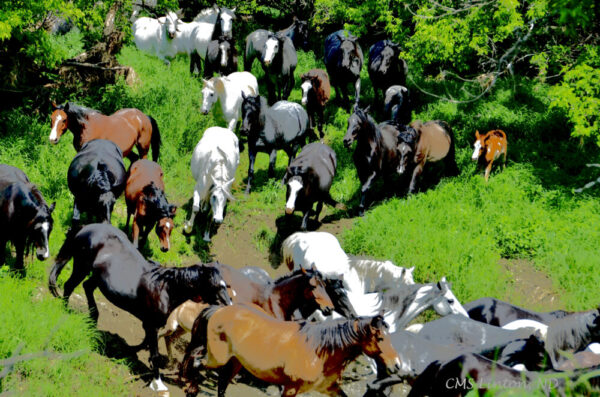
[64,102,70,112]
[364,105,371,114]
[51,101,58,110]
[475,130,480,138]
[49,202,56,213]
[300,266,308,275]
[241,91,247,100]
[231,7,236,12]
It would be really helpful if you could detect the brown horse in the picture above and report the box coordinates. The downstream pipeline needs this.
[471,129,507,182]
[159,265,334,361]
[49,102,161,161]
[181,305,400,397]
[125,159,176,251]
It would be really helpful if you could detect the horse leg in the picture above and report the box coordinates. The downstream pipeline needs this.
[314,200,324,222]
[145,325,169,394]
[266,74,276,105]
[245,146,257,195]
[408,163,424,194]
[354,78,361,106]
[267,149,277,178]
[62,259,89,305]
[139,222,152,248]
[203,218,213,242]
[82,276,100,323]
[132,211,141,248]
[125,206,132,231]
[317,106,325,139]
[300,210,311,231]
[184,184,201,234]
[13,238,25,273]
[359,171,378,216]
[217,359,242,397]
[484,160,493,182]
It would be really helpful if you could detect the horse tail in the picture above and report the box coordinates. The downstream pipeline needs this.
[48,227,79,297]
[148,116,161,162]
[180,305,221,380]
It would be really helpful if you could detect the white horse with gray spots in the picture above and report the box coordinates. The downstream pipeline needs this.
[200,71,258,131]
[183,127,239,242]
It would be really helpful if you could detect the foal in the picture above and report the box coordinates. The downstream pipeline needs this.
[472,129,508,182]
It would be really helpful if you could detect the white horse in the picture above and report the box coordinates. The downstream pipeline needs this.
[132,11,181,65]
[183,127,239,242]
[200,72,258,131]
[282,231,414,294]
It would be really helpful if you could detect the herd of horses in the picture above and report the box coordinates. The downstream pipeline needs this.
[2,4,597,397]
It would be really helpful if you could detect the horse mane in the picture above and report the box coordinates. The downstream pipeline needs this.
[545,310,600,363]
[299,316,375,357]
[273,267,315,285]
[64,102,99,125]
[380,283,429,307]
[148,264,221,288]
[354,108,382,143]
[194,6,219,22]
[142,183,171,218]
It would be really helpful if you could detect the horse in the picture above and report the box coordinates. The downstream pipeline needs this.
[183,127,239,242]
[200,72,258,131]
[396,120,459,194]
[50,102,161,162]
[48,223,231,395]
[125,159,176,251]
[132,10,181,65]
[282,231,415,295]
[281,17,309,50]
[343,105,401,216]
[384,85,411,125]
[159,265,334,362]
[472,129,508,182]
[203,35,238,77]
[0,165,55,272]
[181,305,400,397]
[240,93,310,194]
[368,40,408,107]
[300,69,331,139]
[67,140,126,226]
[282,142,340,230]
[324,30,363,108]
[464,297,572,327]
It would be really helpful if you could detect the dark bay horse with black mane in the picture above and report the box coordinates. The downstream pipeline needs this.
[68,139,126,226]
[343,106,401,216]
[50,102,161,161]
[48,223,231,393]
[0,165,55,272]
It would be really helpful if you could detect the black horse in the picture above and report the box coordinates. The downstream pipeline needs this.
[324,30,363,108]
[280,17,309,51]
[67,139,126,226]
[464,297,573,326]
[203,35,238,78]
[0,165,55,272]
[343,106,401,216]
[384,85,411,125]
[368,40,408,107]
[48,223,231,389]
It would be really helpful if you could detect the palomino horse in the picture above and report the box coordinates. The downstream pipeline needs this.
[343,105,401,216]
[181,305,400,397]
[396,120,459,194]
[0,165,55,272]
[48,223,231,395]
[49,102,161,161]
[125,159,176,251]
[472,129,508,181]
[159,265,334,362]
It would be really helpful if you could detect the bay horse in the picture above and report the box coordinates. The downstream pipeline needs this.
[464,297,572,327]
[181,305,400,397]
[300,69,331,139]
[159,264,334,362]
[472,129,508,182]
[0,165,55,272]
[125,159,177,251]
[67,139,126,226]
[49,102,161,161]
[343,105,401,216]
[396,120,459,194]
[48,223,231,395]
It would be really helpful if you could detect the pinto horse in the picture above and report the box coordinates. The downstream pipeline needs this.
[159,264,334,362]
[0,165,55,272]
[125,159,176,251]
[48,223,231,395]
[396,120,459,194]
[49,102,161,161]
[343,105,401,216]
[181,305,400,397]
[472,129,508,182]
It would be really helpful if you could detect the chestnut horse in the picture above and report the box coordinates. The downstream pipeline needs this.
[49,102,161,161]
[159,265,334,362]
[472,129,507,182]
[181,305,401,397]
[125,159,176,251]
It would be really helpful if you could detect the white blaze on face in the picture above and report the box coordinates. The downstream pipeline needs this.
[201,86,217,114]
[472,140,482,160]
[263,38,279,65]
[41,222,50,258]
[219,43,228,67]
[285,179,303,214]
[165,12,178,38]
[220,14,233,35]
[50,114,62,143]
[301,81,312,106]
[211,190,226,223]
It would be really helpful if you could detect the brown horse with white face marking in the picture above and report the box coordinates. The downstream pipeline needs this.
[181,305,400,397]
[49,102,161,161]
[472,129,507,182]
[125,159,176,252]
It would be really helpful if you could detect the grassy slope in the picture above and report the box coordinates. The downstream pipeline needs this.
[0,32,599,394]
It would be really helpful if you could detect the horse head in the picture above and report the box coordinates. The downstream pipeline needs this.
[293,18,309,50]
[284,169,304,215]
[142,182,176,252]
[377,43,398,74]
[344,105,371,148]
[160,11,180,39]
[340,35,362,75]
[209,174,234,224]
[217,36,232,67]
[361,315,402,375]
[263,33,282,66]
[240,92,262,135]
[200,78,221,114]
[300,76,315,106]
[29,201,55,260]
[472,130,485,161]
[396,125,418,174]
[301,266,334,316]
[193,265,232,306]
[49,102,69,144]
[432,277,469,317]
[156,210,176,252]
[217,7,236,38]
